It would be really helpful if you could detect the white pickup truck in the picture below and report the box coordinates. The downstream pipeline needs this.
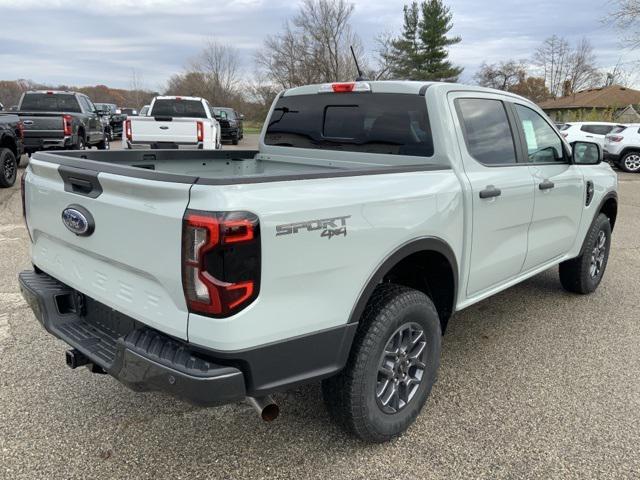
[123,96,221,150]
[20,81,618,443]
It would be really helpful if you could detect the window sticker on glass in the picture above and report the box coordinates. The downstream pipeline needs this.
[522,120,538,150]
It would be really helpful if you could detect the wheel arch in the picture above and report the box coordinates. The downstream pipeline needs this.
[348,237,459,334]
[0,133,18,157]
[579,191,618,256]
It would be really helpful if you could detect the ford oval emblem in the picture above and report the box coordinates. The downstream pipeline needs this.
[61,205,94,236]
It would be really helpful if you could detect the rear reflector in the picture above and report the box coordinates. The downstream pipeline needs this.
[318,81,371,93]
[182,210,260,317]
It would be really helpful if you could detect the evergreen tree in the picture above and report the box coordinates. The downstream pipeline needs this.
[386,0,462,81]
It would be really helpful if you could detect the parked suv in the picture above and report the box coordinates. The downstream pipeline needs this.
[16,91,108,154]
[19,81,618,443]
[560,122,624,150]
[604,124,640,172]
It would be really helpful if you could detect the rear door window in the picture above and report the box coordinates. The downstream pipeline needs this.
[455,98,517,165]
[20,93,81,113]
[264,93,434,158]
[151,99,207,118]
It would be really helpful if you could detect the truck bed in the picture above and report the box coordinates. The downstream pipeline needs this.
[31,149,442,185]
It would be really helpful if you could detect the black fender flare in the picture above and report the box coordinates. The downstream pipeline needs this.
[347,236,459,325]
[579,191,618,255]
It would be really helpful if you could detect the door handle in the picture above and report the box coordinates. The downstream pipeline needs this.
[479,185,502,199]
[539,179,555,190]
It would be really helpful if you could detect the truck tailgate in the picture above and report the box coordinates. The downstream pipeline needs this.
[131,117,199,144]
[20,113,64,139]
[25,158,192,340]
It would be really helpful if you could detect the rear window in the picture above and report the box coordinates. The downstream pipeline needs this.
[559,123,571,131]
[20,93,81,113]
[609,125,627,134]
[264,93,434,158]
[151,99,206,118]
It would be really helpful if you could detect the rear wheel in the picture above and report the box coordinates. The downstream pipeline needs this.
[0,148,18,188]
[96,134,110,150]
[620,151,640,173]
[232,133,239,145]
[73,134,86,150]
[322,284,441,443]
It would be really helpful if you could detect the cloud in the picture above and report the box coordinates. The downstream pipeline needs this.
[0,0,635,90]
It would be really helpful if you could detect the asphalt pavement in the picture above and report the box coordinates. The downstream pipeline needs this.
[1,151,638,479]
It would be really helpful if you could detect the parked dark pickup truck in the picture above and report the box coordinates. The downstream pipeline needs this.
[17,91,108,154]
[213,107,244,144]
[95,103,126,139]
[0,113,24,187]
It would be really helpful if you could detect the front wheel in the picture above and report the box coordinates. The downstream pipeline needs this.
[322,284,441,443]
[559,213,611,294]
[0,148,18,188]
[620,151,640,173]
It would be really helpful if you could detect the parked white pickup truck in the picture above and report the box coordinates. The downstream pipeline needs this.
[20,81,618,443]
[123,96,221,150]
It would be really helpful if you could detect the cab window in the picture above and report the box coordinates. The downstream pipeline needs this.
[514,104,566,163]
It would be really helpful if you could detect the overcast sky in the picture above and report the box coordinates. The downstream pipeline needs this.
[0,0,635,90]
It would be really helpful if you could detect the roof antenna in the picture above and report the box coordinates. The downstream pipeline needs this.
[350,45,366,81]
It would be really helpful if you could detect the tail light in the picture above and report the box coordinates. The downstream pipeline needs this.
[62,115,72,136]
[125,119,132,141]
[182,210,260,317]
[607,135,623,143]
[561,132,568,138]
[17,121,24,139]
[196,121,204,142]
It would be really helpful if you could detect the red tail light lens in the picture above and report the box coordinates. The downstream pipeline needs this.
[17,121,24,139]
[62,115,72,136]
[196,121,204,142]
[182,210,260,317]
[607,135,623,143]
[125,119,132,140]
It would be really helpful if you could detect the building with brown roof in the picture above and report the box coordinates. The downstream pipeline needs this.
[539,85,640,123]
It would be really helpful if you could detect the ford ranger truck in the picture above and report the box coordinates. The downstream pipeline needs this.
[124,96,221,150]
[19,81,618,443]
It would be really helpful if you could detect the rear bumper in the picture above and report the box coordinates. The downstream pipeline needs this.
[126,140,204,150]
[19,268,357,403]
[18,269,246,406]
[220,127,238,139]
[604,152,621,164]
[24,135,74,153]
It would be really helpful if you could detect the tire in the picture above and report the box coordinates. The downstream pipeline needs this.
[96,135,110,150]
[73,134,86,150]
[559,213,612,294]
[232,134,239,145]
[0,148,18,188]
[620,151,640,173]
[322,284,441,443]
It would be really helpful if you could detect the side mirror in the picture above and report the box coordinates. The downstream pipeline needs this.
[571,141,602,165]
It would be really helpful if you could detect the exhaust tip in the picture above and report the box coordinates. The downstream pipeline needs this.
[247,396,280,422]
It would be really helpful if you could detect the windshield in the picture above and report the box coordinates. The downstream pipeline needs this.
[20,93,81,113]
[264,93,434,158]
[151,99,206,118]
[95,103,116,113]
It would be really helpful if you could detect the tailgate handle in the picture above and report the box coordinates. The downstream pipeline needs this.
[59,166,103,199]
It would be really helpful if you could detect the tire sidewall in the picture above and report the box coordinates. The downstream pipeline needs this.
[582,214,612,291]
[358,291,441,439]
[0,148,17,188]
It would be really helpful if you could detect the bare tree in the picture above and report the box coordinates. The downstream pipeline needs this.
[474,60,526,90]
[129,68,146,108]
[608,0,640,46]
[533,36,601,98]
[255,0,363,88]
[190,39,240,102]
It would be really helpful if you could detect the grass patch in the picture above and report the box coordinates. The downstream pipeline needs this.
[243,121,263,135]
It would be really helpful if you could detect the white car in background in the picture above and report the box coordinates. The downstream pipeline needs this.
[560,122,624,149]
[604,124,640,173]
